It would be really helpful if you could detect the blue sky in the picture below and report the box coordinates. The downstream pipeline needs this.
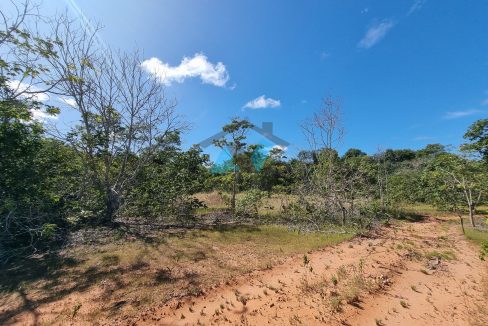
[41,0,488,158]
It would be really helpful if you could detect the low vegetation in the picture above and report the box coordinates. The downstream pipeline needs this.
[1,2,488,324]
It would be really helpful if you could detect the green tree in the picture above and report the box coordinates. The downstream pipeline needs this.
[213,118,254,213]
[0,98,78,261]
[258,147,292,192]
[462,119,488,164]
[125,132,209,220]
[423,153,486,227]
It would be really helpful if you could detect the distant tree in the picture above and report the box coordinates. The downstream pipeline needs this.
[213,118,254,213]
[423,153,486,227]
[416,144,446,158]
[462,119,488,164]
[383,149,416,163]
[297,96,352,225]
[343,148,367,160]
[258,147,292,192]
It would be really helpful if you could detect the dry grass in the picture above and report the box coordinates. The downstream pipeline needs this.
[194,191,297,216]
[0,224,354,324]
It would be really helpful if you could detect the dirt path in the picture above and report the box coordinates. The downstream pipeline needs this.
[125,217,487,326]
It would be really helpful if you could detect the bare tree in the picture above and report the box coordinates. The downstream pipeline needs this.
[297,97,351,225]
[46,16,182,224]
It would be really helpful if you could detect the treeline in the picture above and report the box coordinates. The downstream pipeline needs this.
[1,2,487,262]
[205,112,487,229]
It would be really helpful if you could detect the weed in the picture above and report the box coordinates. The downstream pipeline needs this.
[425,250,456,261]
[375,319,384,326]
[290,314,303,325]
[329,295,342,312]
[420,269,429,275]
[344,285,360,304]
[238,295,248,306]
[71,302,82,318]
[479,241,488,261]
[411,285,419,292]
[337,265,348,280]
[303,254,310,266]
[331,275,338,286]
[400,300,409,308]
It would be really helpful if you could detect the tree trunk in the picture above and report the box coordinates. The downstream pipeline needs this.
[231,165,237,214]
[459,215,465,234]
[103,186,119,226]
[341,206,346,226]
[468,204,476,227]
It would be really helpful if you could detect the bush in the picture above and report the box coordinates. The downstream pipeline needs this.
[480,241,488,260]
[236,189,267,217]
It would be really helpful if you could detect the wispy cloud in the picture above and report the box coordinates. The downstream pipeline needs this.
[358,20,395,49]
[361,8,369,14]
[444,109,483,119]
[320,51,330,60]
[7,80,49,102]
[243,95,281,110]
[6,80,58,122]
[141,53,230,87]
[407,0,427,16]
[414,135,435,141]
[59,97,77,107]
[481,91,488,105]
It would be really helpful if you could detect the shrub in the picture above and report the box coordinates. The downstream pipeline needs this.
[236,189,267,217]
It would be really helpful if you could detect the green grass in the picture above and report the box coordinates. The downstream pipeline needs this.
[465,228,488,245]
[425,250,456,261]
[186,224,355,256]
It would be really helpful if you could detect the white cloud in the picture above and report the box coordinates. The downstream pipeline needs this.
[358,20,395,49]
[407,0,427,16]
[361,8,369,14]
[444,109,483,119]
[272,144,287,151]
[7,80,49,102]
[141,53,230,87]
[243,95,281,110]
[60,97,77,107]
[31,109,58,122]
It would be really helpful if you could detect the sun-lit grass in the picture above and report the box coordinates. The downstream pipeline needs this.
[0,224,354,324]
[465,228,488,246]
[424,250,456,261]
[194,191,297,216]
[401,203,450,217]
